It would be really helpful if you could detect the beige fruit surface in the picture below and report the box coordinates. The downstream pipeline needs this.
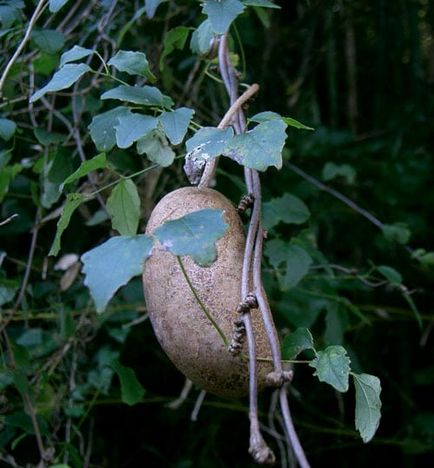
[142,187,272,398]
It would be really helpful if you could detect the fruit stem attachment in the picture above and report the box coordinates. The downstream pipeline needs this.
[198,83,259,188]
[176,256,229,347]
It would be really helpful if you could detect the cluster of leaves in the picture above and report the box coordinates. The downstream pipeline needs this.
[1,0,433,466]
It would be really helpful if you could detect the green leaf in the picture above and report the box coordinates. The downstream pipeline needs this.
[49,194,85,256]
[159,107,194,145]
[61,153,107,188]
[108,50,155,81]
[0,118,16,141]
[109,360,145,406]
[322,162,356,185]
[0,280,18,306]
[32,29,65,54]
[382,223,411,245]
[190,19,214,55]
[186,126,234,161]
[115,111,158,149]
[310,345,351,392]
[412,249,434,267]
[60,45,93,67]
[251,111,314,130]
[377,265,402,284]
[101,85,164,106]
[49,0,70,12]
[0,5,19,29]
[262,193,310,229]
[203,0,245,34]
[154,209,229,266]
[81,235,154,312]
[224,120,287,171]
[34,128,65,145]
[30,63,92,103]
[159,26,191,70]
[353,373,382,443]
[145,0,166,18]
[242,0,280,8]
[88,106,129,152]
[136,130,175,167]
[265,240,313,290]
[0,164,22,202]
[106,179,141,236]
[281,328,314,360]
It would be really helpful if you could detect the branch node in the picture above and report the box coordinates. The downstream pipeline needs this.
[249,433,276,465]
[266,370,294,388]
[237,193,255,214]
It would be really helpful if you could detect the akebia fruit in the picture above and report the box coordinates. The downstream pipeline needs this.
[142,187,272,398]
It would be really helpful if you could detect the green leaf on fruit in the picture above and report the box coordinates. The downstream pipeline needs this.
[154,209,229,266]
[281,328,315,360]
[310,345,351,392]
[81,235,154,312]
[353,373,382,443]
[106,179,141,236]
[224,120,287,171]
[30,63,91,103]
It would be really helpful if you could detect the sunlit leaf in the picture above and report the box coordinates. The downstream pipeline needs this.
[310,345,351,392]
[154,209,228,266]
[49,0,70,12]
[81,235,154,312]
[353,373,382,443]
[185,127,234,162]
[106,180,141,236]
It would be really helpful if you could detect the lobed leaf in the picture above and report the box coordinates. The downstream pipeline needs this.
[136,130,175,167]
[88,106,129,152]
[159,107,194,145]
[224,120,287,171]
[185,126,234,162]
[115,111,158,149]
[310,345,351,392]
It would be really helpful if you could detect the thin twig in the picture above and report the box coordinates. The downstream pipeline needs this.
[167,378,193,410]
[0,0,48,97]
[190,389,207,422]
[0,214,18,226]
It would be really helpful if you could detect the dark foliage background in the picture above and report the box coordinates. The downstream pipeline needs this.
[0,1,433,467]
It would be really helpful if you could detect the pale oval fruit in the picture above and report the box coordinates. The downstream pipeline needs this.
[142,187,272,398]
